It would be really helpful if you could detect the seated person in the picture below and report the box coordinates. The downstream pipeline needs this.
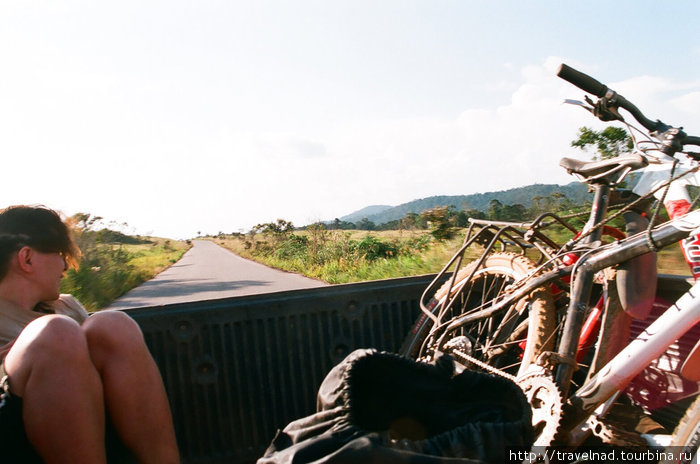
[0,205,180,463]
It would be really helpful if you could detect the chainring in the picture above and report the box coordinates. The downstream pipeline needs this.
[517,369,565,448]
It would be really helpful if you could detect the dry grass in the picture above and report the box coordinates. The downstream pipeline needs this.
[213,225,692,286]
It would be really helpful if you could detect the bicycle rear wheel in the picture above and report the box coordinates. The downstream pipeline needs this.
[400,252,555,378]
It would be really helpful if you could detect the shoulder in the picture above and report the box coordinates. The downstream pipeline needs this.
[51,294,90,322]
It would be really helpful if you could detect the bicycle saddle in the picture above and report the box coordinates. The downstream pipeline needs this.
[559,154,648,180]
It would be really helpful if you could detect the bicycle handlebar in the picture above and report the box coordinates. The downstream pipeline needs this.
[557,64,608,99]
[557,63,700,154]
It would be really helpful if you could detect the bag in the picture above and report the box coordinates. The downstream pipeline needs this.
[258,349,533,464]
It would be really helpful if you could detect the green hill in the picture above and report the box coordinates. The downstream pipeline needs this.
[340,182,591,225]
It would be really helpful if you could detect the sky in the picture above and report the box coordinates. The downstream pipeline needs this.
[2,1,700,239]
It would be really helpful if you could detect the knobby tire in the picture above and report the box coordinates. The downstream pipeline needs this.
[662,394,700,464]
[399,252,556,378]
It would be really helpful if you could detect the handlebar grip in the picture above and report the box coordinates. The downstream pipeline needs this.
[557,63,608,98]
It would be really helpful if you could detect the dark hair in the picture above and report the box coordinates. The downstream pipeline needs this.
[0,205,80,280]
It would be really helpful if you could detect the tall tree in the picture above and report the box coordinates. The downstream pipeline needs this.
[421,206,455,240]
[487,199,503,220]
[356,218,376,230]
[571,126,633,160]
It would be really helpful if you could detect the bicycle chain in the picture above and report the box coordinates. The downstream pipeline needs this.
[447,347,517,382]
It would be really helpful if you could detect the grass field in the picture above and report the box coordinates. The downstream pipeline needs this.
[214,229,471,283]
[122,239,191,276]
[213,226,692,286]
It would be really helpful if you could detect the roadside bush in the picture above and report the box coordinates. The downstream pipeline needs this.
[352,235,398,261]
[399,234,433,255]
[275,234,309,260]
[317,232,353,264]
[61,246,147,310]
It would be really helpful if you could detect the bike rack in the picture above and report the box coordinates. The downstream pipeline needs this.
[420,212,580,328]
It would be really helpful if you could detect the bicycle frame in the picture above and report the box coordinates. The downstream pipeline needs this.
[553,209,700,394]
[562,277,700,435]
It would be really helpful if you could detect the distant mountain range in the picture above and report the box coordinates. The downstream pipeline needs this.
[339,182,591,225]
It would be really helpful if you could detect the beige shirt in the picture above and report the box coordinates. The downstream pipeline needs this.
[0,294,89,361]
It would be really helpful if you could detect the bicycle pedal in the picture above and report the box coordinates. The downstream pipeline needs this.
[587,415,649,447]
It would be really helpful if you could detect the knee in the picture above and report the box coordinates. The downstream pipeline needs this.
[5,315,91,396]
[83,311,145,357]
[14,315,88,359]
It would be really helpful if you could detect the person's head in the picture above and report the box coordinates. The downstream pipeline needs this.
[0,206,80,285]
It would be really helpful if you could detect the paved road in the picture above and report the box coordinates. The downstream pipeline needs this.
[107,240,327,309]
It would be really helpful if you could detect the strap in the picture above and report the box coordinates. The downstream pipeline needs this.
[0,361,10,409]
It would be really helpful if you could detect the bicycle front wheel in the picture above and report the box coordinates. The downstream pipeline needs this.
[400,252,555,378]
[662,394,700,464]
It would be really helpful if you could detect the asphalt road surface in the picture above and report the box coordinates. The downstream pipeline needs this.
[107,240,327,309]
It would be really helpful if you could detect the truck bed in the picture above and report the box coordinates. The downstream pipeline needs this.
[126,274,434,464]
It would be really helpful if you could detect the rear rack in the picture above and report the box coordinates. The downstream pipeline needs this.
[420,212,581,318]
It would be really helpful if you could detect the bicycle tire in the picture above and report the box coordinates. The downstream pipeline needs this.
[400,252,555,377]
[662,394,700,464]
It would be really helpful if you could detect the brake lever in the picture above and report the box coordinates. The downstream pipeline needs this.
[685,151,700,161]
[563,99,594,113]
[589,95,625,122]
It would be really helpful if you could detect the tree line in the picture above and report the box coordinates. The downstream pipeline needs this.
[309,191,576,240]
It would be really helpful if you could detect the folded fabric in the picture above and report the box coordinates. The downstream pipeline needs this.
[258,349,533,464]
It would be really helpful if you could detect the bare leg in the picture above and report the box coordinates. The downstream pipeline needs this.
[4,315,107,464]
[83,311,180,464]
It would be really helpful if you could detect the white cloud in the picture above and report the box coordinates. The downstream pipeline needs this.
[4,53,700,239]
[671,92,700,122]
[251,57,700,231]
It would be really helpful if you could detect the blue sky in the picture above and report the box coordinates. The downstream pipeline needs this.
[2,1,700,238]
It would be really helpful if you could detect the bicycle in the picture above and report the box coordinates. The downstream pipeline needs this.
[399,64,700,461]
